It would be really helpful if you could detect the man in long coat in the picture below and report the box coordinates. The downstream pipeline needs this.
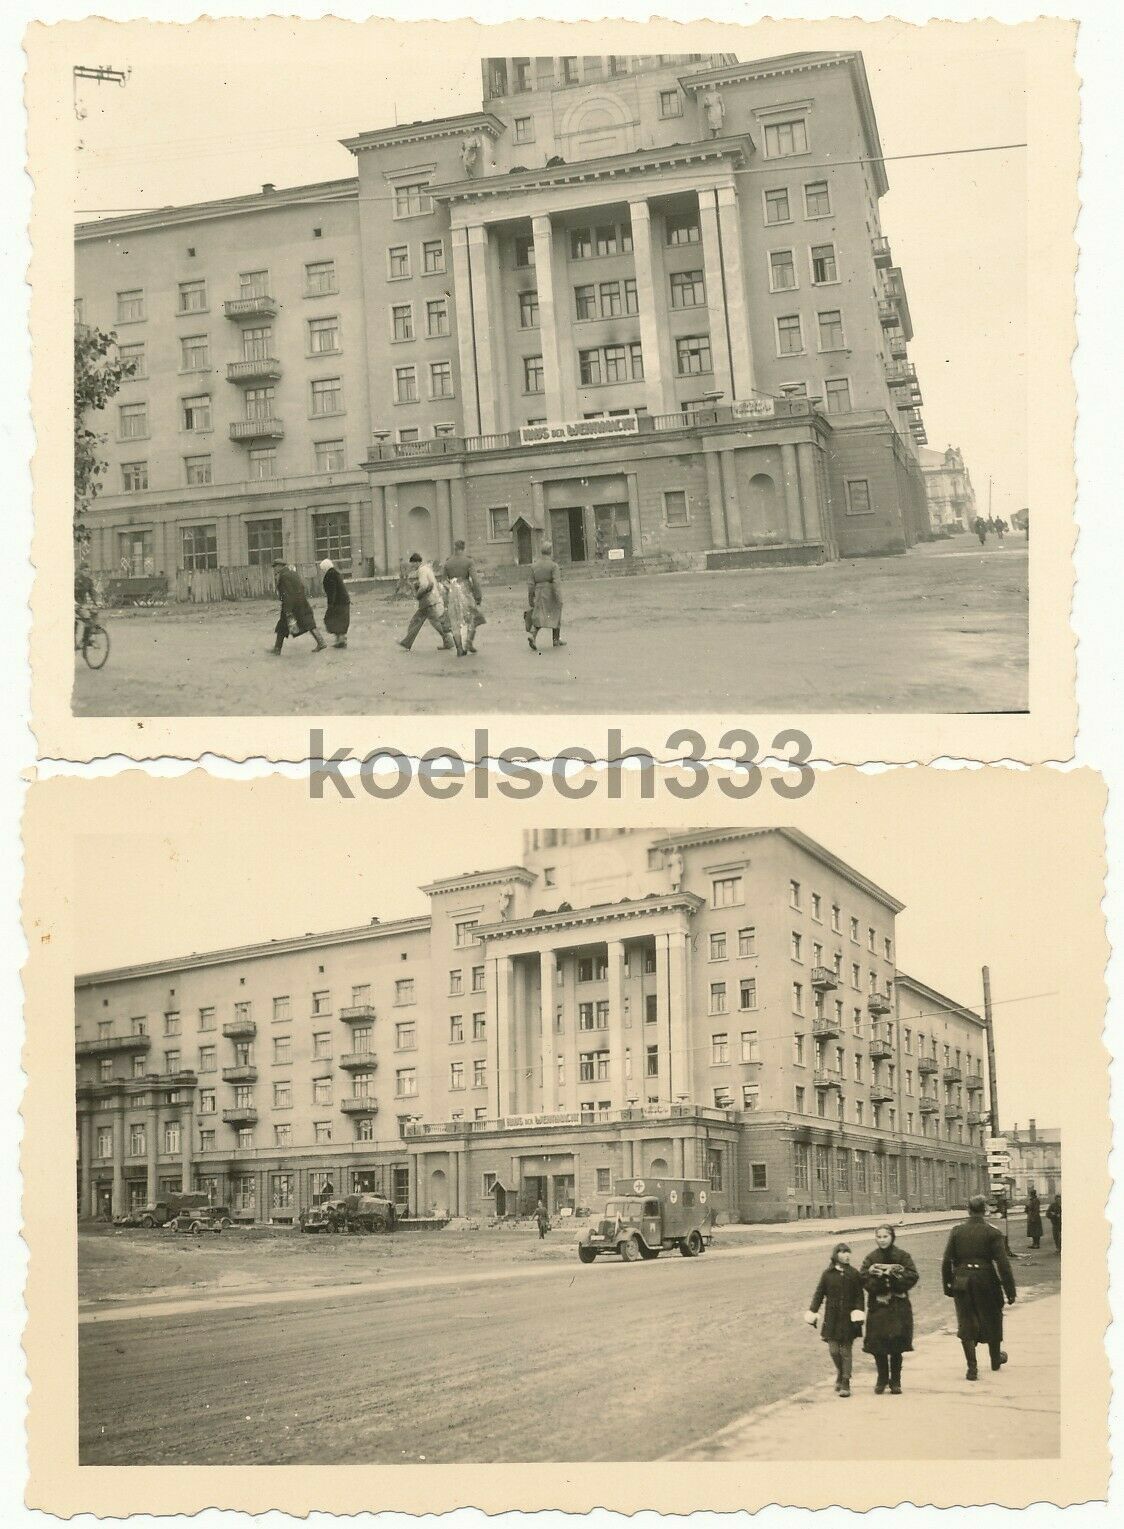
[942,1194,1017,1381]
[527,542,564,651]
[1025,1187,1043,1249]
[442,540,484,653]
[270,561,326,654]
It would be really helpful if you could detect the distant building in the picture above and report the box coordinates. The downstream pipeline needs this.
[75,827,988,1226]
[920,444,976,532]
[74,50,931,585]
[1003,1120,1061,1199]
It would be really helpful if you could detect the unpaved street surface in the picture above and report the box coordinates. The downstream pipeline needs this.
[79,1219,1058,1464]
[74,542,1028,717]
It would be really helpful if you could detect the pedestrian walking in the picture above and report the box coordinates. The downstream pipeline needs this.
[941,1194,1017,1382]
[319,558,351,649]
[1025,1187,1043,1249]
[974,516,988,546]
[1046,1193,1061,1252]
[269,561,326,655]
[398,552,463,655]
[860,1225,919,1395]
[526,542,564,651]
[804,1241,866,1398]
[994,516,1007,546]
[443,540,485,654]
[534,1199,550,1239]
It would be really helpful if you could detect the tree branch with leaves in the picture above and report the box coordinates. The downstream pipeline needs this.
[74,324,136,551]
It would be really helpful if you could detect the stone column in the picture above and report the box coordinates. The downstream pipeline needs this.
[511,960,526,1115]
[384,483,401,570]
[467,226,498,434]
[448,1149,459,1217]
[449,473,469,548]
[624,472,642,558]
[532,213,564,425]
[408,1153,419,1215]
[492,955,513,1118]
[703,450,728,549]
[181,1101,194,1193]
[718,449,742,547]
[796,442,823,545]
[780,443,804,542]
[540,950,557,1112]
[78,1111,92,1219]
[714,181,755,400]
[457,1149,469,1215]
[673,1137,686,1178]
[437,478,453,562]
[629,199,674,416]
[606,940,626,1108]
[146,1104,158,1200]
[370,484,388,574]
[110,1107,125,1218]
[621,1137,634,1179]
[697,189,733,403]
[450,226,481,438]
[654,934,673,1104]
[668,930,691,1104]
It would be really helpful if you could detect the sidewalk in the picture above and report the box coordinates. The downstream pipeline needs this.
[715,1209,974,1245]
[672,1287,1060,1460]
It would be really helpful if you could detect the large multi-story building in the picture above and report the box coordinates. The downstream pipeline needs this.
[1001,1121,1061,1200]
[920,444,976,533]
[74,51,931,585]
[75,827,988,1225]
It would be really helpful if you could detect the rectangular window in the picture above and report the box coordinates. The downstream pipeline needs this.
[313,509,351,568]
[312,1077,332,1105]
[711,1032,729,1065]
[845,479,873,516]
[569,227,593,261]
[429,360,454,399]
[309,315,340,353]
[739,978,758,1011]
[665,214,700,246]
[658,89,683,119]
[711,875,743,908]
[247,447,276,480]
[769,249,797,291]
[182,453,212,487]
[514,116,534,144]
[811,244,838,284]
[305,259,337,295]
[765,119,809,157]
[178,279,207,313]
[737,925,757,958]
[709,983,728,1016]
[804,180,831,218]
[313,1032,332,1060]
[244,385,275,421]
[578,348,602,386]
[817,309,845,350]
[791,932,803,962]
[387,247,411,282]
[676,335,712,375]
[594,225,618,258]
[393,182,432,218]
[391,303,414,342]
[313,439,345,474]
[273,1081,292,1109]
[473,1058,486,1087]
[182,394,211,432]
[116,289,145,323]
[670,269,706,308]
[776,314,804,355]
[449,1061,465,1091]
[118,341,147,379]
[513,236,535,269]
[273,1036,291,1065]
[395,980,416,1008]
[422,240,445,275]
[180,524,217,571]
[709,931,727,962]
[174,333,210,373]
[663,489,689,527]
[574,284,596,321]
[517,290,539,329]
[793,982,804,1015]
[764,188,791,225]
[119,402,147,439]
[523,355,544,394]
[599,280,623,318]
[395,1067,418,1097]
[311,376,343,415]
[121,461,148,492]
[824,378,852,415]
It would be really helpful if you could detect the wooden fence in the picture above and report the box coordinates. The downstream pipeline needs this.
[96,563,323,605]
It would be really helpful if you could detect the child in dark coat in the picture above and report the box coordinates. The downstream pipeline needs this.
[805,1241,866,1397]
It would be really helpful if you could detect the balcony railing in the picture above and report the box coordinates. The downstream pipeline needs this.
[966,1110,985,1126]
[223,294,278,320]
[965,1074,984,1092]
[867,993,892,1015]
[868,1038,892,1060]
[341,1096,379,1114]
[221,1065,258,1084]
[877,299,898,327]
[888,335,908,360]
[339,1005,377,1023]
[222,1106,258,1125]
[222,1019,256,1040]
[872,234,893,267]
[917,1056,939,1075]
[810,966,838,992]
[885,360,918,386]
[869,1083,895,1104]
[944,1104,963,1121]
[919,1096,940,1113]
[339,1052,378,1072]
[812,1016,841,1040]
[813,1069,842,1091]
[226,356,282,384]
[942,1066,962,1083]
[230,417,284,442]
[76,1033,152,1058]
[403,1103,738,1137]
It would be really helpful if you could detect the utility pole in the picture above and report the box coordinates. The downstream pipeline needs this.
[982,965,1014,1253]
[73,63,130,122]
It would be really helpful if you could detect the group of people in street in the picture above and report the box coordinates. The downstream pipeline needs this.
[268,542,567,660]
[1024,1188,1062,1252]
[806,1196,1018,1397]
[973,515,1010,546]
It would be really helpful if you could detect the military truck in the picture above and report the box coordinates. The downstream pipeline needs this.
[577,1177,713,1263]
[300,1193,397,1234]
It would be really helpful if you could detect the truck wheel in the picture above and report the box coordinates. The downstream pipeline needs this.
[639,1243,660,1260]
[679,1230,703,1258]
[140,1216,154,1229]
[620,1236,642,1263]
[577,1245,598,1264]
[191,1223,204,1236]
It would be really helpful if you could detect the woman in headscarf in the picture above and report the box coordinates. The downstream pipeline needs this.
[527,542,564,651]
[860,1224,919,1394]
[805,1241,866,1398]
[320,558,350,649]
[269,561,325,655]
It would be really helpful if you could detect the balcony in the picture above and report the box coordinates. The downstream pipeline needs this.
[223,294,278,320]
[867,993,892,1016]
[917,1056,939,1075]
[341,1096,379,1114]
[813,1069,842,1091]
[76,1033,152,1058]
[230,417,284,443]
[339,1005,377,1023]
[868,1037,892,1061]
[810,966,838,992]
[222,1018,256,1040]
[942,1066,962,1083]
[877,299,898,328]
[226,356,282,384]
[339,1051,378,1072]
[221,1064,258,1085]
[812,1016,841,1040]
[919,1096,940,1114]
[965,1073,984,1092]
[869,1083,895,1104]
[872,234,893,268]
[944,1103,963,1121]
[967,1110,985,1126]
[882,267,914,340]
[222,1106,258,1125]
[885,360,917,388]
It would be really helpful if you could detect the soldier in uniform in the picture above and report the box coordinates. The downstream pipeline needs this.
[941,1194,1017,1381]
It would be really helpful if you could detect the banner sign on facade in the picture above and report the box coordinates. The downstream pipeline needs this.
[519,415,641,446]
[731,397,776,420]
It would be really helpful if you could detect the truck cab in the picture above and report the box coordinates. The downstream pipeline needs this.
[577,1177,712,1263]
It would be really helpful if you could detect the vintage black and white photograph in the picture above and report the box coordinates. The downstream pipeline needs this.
[27,15,1074,758]
[21,768,1107,1514]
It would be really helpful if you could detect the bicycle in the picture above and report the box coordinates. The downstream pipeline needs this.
[74,608,110,670]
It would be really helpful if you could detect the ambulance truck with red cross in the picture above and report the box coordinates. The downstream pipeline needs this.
[577,1177,713,1263]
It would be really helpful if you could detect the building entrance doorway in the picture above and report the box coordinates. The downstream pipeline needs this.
[512,517,534,565]
[551,1174,576,1213]
[593,502,632,559]
[392,1165,410,1214]
[429,1167,449,1217]
[550,506,587,563]
[948,1175,959,1209]
[521,1174,548,1215]
[95,1184,113,1221]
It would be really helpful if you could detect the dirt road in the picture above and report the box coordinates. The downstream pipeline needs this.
[79,1221,1058,1464]
[73,542,1028,717]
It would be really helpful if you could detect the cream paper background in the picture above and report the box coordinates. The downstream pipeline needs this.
[22,766,1108,1513]
[29,14,1076,764]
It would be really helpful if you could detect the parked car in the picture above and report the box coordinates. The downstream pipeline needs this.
[170,1204,233,1235]
[113,1192,210,1229]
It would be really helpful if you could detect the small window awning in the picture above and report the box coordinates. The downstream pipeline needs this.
[491,1177,516,1193]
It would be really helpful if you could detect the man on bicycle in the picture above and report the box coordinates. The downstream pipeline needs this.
[74,560,99,645]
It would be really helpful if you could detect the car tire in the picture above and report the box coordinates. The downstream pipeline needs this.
[620,1236,642,1263]
[192,1223,204,1236]
[577,1244,598,1264]
[220,1218,233,1230]
[140,1216,154,1229]
[679,1230,703,1258]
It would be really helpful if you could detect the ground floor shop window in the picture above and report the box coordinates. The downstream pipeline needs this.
[706,1147,723,1191]
[181,523,218,571]
[117,529,155,576]
[234,1175,255,1212]
[314,509,352,570]
[247,517,283,566]
[270,1173,294,1212]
